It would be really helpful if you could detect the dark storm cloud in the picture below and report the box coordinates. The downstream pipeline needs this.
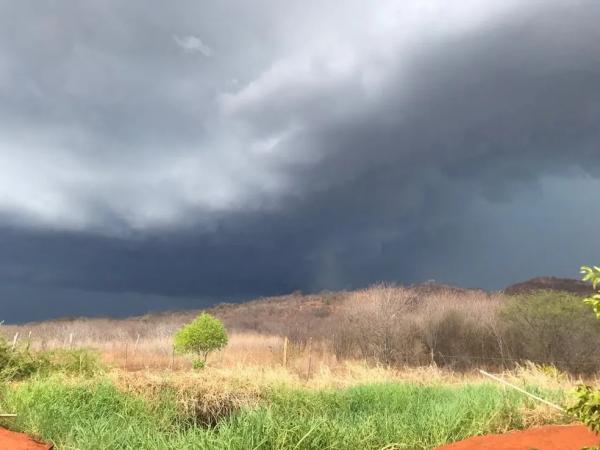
[1,0,600,321]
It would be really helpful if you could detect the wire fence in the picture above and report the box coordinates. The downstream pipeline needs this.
[432,352,600,372]
[6,330,600,374]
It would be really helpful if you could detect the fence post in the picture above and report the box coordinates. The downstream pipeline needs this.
[283,337,288,369]
[124,342,128,370]
[306,337,313,380]
[11,332,19,350]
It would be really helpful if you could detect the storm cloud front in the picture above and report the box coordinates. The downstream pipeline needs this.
[1,0,599,321]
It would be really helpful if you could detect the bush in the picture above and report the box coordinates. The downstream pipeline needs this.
[332,285,423,366]
[421,309,500,369]
[174,313,228,367]
[332,283,598,373]
[582,266,600,319]
[500,290,600,373]
[192,359,206,370]
[568,384,600,434]
[567,265,600,440]
[0,338,102,381]
[0,334,47,381]
[0,324,103,380]
[43,348,103,377]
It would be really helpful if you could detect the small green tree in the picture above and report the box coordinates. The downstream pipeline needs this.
[173,313,228,368]
[567,266,600,440]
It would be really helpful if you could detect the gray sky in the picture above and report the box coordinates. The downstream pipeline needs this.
[1,0,599,322]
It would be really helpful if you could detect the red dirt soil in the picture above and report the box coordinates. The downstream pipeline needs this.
[0,428,52,450]
[436,425,600,450]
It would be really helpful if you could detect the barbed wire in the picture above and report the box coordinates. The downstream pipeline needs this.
[339,349,600,371]
[425,352,600,371]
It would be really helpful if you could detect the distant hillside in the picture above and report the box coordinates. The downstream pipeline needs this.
[9,278,592,335]
[96,282,495,337]
[503,276,593,296]
[4,282,495,340]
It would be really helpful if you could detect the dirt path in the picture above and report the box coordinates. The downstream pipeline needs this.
[436,424,600,450]
[0,428,52,450]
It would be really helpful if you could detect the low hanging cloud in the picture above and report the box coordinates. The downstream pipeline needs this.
[0,0,599,321]
[173,35,212,56]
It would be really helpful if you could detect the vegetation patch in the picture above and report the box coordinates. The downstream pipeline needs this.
[501,290,600,373]
[114,371,262,428]
[0,375,567,450]
[0,332,102,381]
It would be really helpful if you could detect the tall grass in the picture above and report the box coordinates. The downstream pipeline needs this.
[0,375,567,450]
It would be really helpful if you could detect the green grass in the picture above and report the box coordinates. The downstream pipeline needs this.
[0,376,566,450]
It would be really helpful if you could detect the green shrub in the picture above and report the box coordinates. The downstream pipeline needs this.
[568,384,600,434]
[567,266,600,439]
[174,313,228,367]
[192,359,206,370]
[581,266,600,319]
[0,332,102,380]
[43,348,103,377]
[500,290,600,373]
[0,335,48,381]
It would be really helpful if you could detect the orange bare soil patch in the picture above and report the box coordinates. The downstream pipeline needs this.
[437,425,600,450]
[0,428,52,450]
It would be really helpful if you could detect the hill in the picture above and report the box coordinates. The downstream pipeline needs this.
[503,276,593,296]
[5,278,592,339]
[2,282,494,342]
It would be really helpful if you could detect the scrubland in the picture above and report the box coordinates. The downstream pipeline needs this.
[0,284,598,449]
[5,283,599,373]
